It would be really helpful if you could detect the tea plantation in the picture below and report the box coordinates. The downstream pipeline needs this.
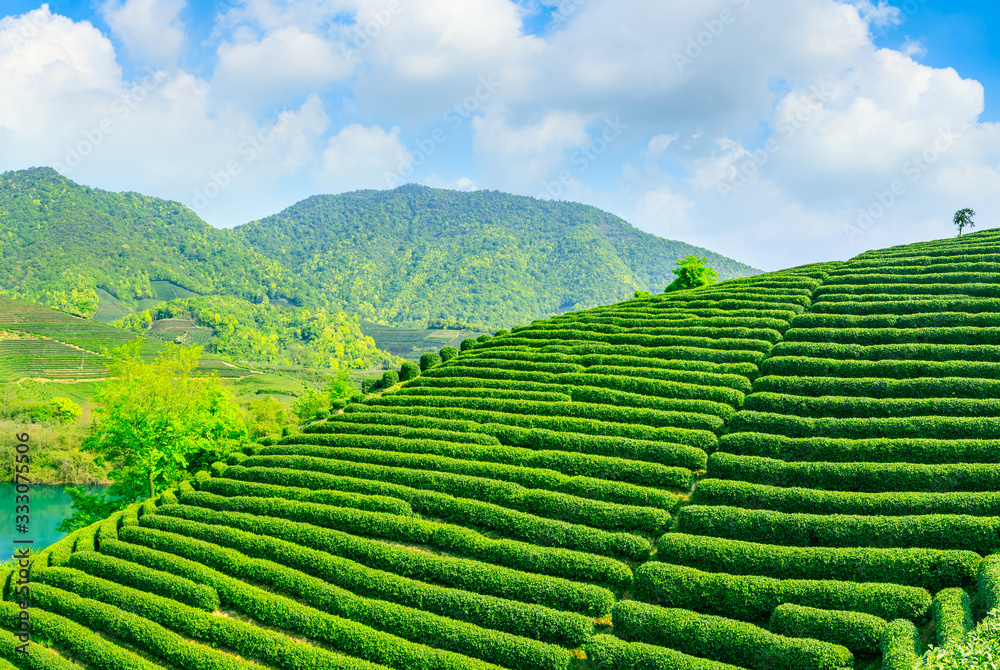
[6,229,1000,669]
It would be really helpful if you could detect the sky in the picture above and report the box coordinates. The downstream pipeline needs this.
[1,0,999,271]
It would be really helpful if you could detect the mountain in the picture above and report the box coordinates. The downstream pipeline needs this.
[0,167,297,318]
[0,168,758,333]
[232,184,761,329]
[18,226,1000,669]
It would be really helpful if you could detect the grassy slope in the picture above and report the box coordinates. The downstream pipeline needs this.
[6,229,1000,669]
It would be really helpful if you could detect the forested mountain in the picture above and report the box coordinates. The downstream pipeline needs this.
[234,185,760,328]
[0,167,298,317]
[0,168,758,331]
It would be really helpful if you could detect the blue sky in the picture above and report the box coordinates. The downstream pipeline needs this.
[1,0,999,271]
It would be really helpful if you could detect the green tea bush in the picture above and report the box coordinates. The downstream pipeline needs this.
[420,352,443,371]
[399,360,420,381]
[717,431,1000,464]
[361,394,726,432]
[693,478,1000,517]
[140,513,593,647]
[274,433,693,490]
[708,451,1000,492]
[634,562,931,622]
[241,453,678,532]
[67,550,219,610]
[727,411,1000,440]
[931,588,972,648]
[677,504,1000,552]
[100,534,577,670]
[744,392,1000,419]
[752,374,1000,399]
[222,464,651,561]
[0,602,160,670]
[771,340,1000,363]
[654,533,979,591]
[769,603,886,654]
[760,355,1000,380]
[560,372,745,406]
[159,501,614,616]
[881,619,921,670]
[613,600,853,670]
[784,326,1000,347]
[346,403,718,447]
[35,569,393,670]
[584,634,742,670]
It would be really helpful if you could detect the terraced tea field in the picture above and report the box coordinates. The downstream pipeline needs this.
[0,298,254,382]
[7,229,1000,669]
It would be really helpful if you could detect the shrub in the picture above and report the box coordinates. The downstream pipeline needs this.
[67,550,219,611]
[99,536,572,670]
[439,346,458,362]
[614,600,853,670]
[881,620,921,670]
[346,403,718,448]
[717,431,1000,465]
[34,569,388,670]
[460,338,476,351]
[420,352,443,371]
[770,603,887,653]
[141,512,594,647]
[381,370,400,388]
[979,554,1000,612]
[240,454,677,533]
[399,360,420,381]
[726,411,1000,441]
[932,588,972,648]
[361,394,726,432]
[275,433,694,490]
[634,562,931,622]
[185,487,632,588]
[693,478,1000,517]
[744,392,1000,419]
[160,500,614,616]
[222,464,651,561]
[655,533,979,591]
[584,634,742,670]
[678,504,1000,553]
[708,451,1000,493]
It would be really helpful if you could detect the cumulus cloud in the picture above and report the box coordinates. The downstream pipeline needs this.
[100,0,187,64]
[319,123,411,192]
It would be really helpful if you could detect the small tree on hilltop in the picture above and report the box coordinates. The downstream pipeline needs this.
[954,208,976,236]
[665,255,719,293]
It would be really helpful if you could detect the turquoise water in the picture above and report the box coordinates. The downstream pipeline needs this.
[0,483,108,557]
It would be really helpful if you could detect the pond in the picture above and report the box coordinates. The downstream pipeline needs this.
[0,483,108,557]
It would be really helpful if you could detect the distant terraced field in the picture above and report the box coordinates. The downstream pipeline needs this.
[7,230,1000,669]
[0,298,253,382]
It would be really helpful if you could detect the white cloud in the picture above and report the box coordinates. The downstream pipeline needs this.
[214,26,353,106]
[100,0,187,64]
[319,123,410,191]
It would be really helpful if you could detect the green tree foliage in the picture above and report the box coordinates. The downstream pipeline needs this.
[115,295,394,370]
[58,341,250,531]
[420,352,442,371]
[953,208,976,236]
[665,255,720,293]
[399,361,420,381]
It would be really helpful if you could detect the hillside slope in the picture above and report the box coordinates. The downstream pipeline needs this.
[8,229,1000,670]
[232,184,761,329]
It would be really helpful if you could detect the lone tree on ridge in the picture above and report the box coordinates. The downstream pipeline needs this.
[954,208,976,236]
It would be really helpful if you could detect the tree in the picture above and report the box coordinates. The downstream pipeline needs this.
[665,255,719,292]
[954,208,976,236]
[58,340,250,532]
